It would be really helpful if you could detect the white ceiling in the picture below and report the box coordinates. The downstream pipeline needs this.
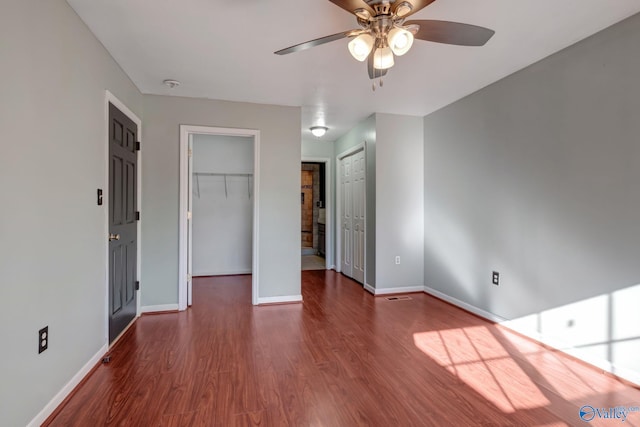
[67,0,640,141]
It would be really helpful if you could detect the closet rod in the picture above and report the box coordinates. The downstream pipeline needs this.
[194,172,253,177]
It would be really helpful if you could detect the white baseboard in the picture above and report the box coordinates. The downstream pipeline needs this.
[257,295,303,305]
[193,269,252,277]
[141,304,179,314]
[373,285,425,296]
[423,285,640,386]
[27,344,108,427]
[423,286,506,323]
[364,283,376,295]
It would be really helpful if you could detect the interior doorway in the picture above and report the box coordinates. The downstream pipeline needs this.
[179,126,260,307]
[300,158,332,271]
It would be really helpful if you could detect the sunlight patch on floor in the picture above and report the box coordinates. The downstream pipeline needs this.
[414,326,550,413]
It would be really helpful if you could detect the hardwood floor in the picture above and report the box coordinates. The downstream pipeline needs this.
[47,271,640,426]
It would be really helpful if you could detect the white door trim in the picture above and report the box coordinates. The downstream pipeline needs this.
[104,91,142,344]
[179,125,261,308]
[301,157,333,270]
[335,143,366,283]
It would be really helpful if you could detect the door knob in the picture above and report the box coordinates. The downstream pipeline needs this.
[109,233,120,241]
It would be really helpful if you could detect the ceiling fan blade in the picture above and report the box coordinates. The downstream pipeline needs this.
[393,0,436,18]
[275,30,359,55]
[367,52,388,80]
[328,0,375,16]
[405,20,495,46]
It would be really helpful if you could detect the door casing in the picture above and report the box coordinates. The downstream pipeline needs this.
[179,125,260,308]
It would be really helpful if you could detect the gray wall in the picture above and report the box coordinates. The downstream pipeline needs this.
[193,134,254,172]
[423,12,640,377]
[376,114,424,290]
[301,137,335,159]
[335,115,377,287]
[0,1,142,426]
[302,138,336,268]
[141,95,301,304]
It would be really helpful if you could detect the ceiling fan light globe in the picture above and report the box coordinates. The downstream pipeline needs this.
[395,2,413,18]
[348,34,374,62]
[373,46,394,70]
[388,27,414,56]
[354,8,371,21]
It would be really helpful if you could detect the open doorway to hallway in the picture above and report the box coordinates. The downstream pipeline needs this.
[301,162,326,271]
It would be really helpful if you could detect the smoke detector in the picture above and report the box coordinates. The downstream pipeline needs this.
[163,79,181,89]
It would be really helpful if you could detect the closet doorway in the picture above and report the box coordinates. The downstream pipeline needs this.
[179,126,260,308]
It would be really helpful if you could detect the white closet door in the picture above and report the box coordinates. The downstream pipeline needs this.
[351,149,365,284]
[340,149,366,284]
[341,155,353,277]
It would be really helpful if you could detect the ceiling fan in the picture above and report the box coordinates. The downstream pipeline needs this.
[275,0,495,84]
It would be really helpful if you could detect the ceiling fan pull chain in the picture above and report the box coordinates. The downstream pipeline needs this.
[372,81,376,91]
[379,77,384,87]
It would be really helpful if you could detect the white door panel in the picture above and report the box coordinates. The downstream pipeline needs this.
[340,149,365,284]
[352,150,365,284]
[341,156,352,277]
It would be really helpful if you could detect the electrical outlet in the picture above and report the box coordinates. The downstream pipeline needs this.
[38,326,48,354]
[492,271,500,286]
[395,256,401,265]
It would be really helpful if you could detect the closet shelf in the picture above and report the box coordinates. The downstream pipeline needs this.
[193,172,253,199]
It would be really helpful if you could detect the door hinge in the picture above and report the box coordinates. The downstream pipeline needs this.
[188,148,193,157]
[135,211,140,221]
[136,141,141,151]
[135,281,140,291]
[187,274,192,282]
[187,211,192,220]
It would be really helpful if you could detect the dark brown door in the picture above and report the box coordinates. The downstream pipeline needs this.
[109,103,138,343]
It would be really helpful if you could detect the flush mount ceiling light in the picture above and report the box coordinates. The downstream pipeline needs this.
[163,79,181,89]
[310,126,328,137]
[275,0,495,86]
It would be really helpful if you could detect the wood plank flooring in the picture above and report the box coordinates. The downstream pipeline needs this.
[47,271,640,426]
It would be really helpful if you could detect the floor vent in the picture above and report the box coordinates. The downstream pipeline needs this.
[385,296,412,301]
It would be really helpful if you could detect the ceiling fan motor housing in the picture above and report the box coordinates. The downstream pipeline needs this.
[365,0,406,17]
[373,3,392,15]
